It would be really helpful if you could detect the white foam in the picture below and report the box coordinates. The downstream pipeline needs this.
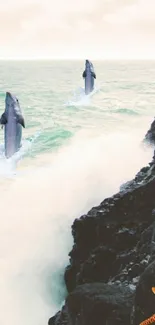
[64,85,100,107]
[0,127,153,325]
[0,131,41,178]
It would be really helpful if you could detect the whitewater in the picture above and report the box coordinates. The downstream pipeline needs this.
[0,60,155,325]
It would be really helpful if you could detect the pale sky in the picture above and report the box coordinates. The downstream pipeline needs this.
[0,0,155,59]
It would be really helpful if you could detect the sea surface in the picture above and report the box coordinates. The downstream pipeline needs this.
[0,60,155,325]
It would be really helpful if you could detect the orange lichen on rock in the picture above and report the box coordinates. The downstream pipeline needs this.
[140,314,155,325]
[152,287,155,294]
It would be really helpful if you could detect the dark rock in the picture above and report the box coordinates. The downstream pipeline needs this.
[65,265,77,293]
[65,164,155,291]
[48,121,155,325]
[48,309,69,325]
[50,283,134,325]
[76,246,117,285]
[133,260,155,325]
[144,118,155,146]
[49,163,155,324]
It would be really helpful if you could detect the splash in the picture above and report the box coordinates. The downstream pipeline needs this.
[65,85,100,107]
[0,130,41,177]
[0,127,153,325]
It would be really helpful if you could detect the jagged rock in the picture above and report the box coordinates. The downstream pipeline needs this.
[65,164,155,292]
[48,120,155,325]
[144,118,155,146]
[49,283,134,325]
[132,260,155,325]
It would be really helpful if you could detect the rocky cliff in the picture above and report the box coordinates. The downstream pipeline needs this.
[48,119,155,325]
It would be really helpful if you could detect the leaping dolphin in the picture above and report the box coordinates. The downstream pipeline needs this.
[82,59,96,95]
[0,92,25,158]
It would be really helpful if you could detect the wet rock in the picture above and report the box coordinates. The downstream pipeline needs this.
[48,120,155,325]
[133,260,155,325]
[65,165,155,291]
[144,118,155,146]
[49,283,134,325]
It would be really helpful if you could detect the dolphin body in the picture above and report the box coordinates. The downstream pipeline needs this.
[82,59,96,95]
[0,92,25,158]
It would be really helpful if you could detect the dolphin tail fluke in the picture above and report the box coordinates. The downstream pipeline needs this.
[17,115,25,128]
[0,112,7,125]
[82,71,86,78]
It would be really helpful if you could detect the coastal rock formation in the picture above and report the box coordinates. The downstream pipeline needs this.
[49,120,155,325]
[49,283,133,325]
[144,118,155,146]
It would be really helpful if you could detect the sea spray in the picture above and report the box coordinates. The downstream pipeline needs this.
[0,128,153,325]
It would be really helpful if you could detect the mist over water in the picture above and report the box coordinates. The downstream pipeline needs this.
[0,61,155,324]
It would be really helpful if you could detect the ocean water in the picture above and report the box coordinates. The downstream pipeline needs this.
[0,60,155,325]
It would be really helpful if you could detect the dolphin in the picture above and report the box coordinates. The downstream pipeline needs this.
[0,92,25,158]
[82,59,96,95]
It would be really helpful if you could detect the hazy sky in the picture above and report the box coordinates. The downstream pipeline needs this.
[0,0,155,59]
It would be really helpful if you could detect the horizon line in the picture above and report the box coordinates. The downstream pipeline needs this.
[0,57,155,61]
[0,54,155,61]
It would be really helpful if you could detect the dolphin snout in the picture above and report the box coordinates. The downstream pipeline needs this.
[5,92,17,104]
[6,92,12,99]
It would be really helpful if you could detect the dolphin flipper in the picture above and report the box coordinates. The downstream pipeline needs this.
[0,112,7,125]
[82,71,86,78]
[16,115,25,128]
[91,72,96,79]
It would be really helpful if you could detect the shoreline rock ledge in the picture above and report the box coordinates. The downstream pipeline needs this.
[48,119,155,325]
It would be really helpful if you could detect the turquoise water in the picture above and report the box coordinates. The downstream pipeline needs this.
[0,60,155,325]
[0,60,155,159]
